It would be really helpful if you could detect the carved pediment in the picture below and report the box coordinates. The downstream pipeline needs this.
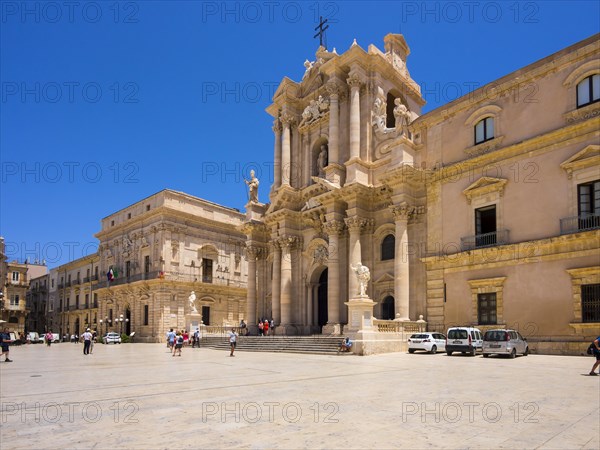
[462,177,508,204]
[560,145,600,178]
[374,273,395,284]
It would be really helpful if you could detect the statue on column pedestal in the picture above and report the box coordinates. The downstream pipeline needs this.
[245,170,259,203]
[189,291,198,314]
[351,262,371,297]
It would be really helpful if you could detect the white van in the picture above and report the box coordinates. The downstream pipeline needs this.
[28,332,41,343]
[446,327,483,356]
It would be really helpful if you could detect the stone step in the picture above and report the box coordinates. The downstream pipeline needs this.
[197,335,352,355]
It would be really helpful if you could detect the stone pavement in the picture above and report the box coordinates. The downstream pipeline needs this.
[1,342,598,449]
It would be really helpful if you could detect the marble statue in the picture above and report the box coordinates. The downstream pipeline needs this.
[317,144,328,177]
[394,100,411,134]
[189,291,198,314]
[351,262,371,297]
[245,170,259,203]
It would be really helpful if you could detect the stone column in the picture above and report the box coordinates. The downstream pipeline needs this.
[345,217,368,299]
[347,74,363,160]
[280,114,294,186]
[326,83,339,165]
[391,203,414,320]
[324,220,345,327]
[271,241,281,325]
[306,282,314,327]
[279,236,297,326]
[246,246,260,327]
[272,119,282,188]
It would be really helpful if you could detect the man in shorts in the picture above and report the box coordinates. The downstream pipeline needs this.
[0,328,13,362]
[228,329,238,357]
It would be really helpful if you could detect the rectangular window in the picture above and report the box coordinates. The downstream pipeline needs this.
[144,305,149,326]
[475,205,497,247]
[93,293,98,308]
[86,268,90,278]
[144,255,150,274]
[582,284,600,323]
[75,295,79,309]
[474,117,494,144]
[202,258,213,283]
[94,266,99,279]
[577,180,600,231]
[10,294,19,306]
[126,261,131,278]
[202,305,210,326]
[85,294,89,308]
[577,74,600,108]
[12,272,19,282]
[51,278,54,288]
[478,293,497,325]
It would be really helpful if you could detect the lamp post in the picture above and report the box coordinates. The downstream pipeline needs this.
[119,314,124,335]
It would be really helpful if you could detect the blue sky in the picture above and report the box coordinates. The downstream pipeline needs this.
[1,0,599,268]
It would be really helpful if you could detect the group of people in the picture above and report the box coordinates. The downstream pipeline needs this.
[257,318,273,336]
[166,328,202,357]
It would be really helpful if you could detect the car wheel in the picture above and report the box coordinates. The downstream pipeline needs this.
[524,347,529,356]
[446,351,452,356]
[482,353,489,358]
[470,348,476,356]
[430,345,437,354]
[408,349,415,354]
[510,348,516,359]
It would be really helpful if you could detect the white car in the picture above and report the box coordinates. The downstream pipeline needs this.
[104,332,121,344]
[482,329,529,358]
[408,332,447,354]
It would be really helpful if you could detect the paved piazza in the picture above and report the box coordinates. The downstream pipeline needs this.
[1,343,598,449]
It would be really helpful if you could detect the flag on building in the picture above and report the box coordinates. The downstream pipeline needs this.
[107,267,117,281]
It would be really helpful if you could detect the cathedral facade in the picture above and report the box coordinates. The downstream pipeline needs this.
[243,33,600,353]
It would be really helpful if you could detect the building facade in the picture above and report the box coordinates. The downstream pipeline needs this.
[92,190,248,342]
[242,33,599,353]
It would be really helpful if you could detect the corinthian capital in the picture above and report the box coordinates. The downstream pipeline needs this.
[390,202,416,221]
[344,217,370,232]
[280,112,296,127]
[246,245,263,260]
[323,220,346,236]
[272,118,282,134]
[278,235,300,250]
[346,74,364,89]
[325,81,340,98]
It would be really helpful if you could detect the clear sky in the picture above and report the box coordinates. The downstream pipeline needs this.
[1,0,599,268]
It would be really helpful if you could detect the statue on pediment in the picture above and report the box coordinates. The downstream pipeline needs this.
[299,95,329,128]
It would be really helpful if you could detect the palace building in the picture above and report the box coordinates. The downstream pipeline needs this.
[31,33,600,353]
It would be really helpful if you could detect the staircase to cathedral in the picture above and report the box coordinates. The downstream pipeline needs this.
[199,335,352,355]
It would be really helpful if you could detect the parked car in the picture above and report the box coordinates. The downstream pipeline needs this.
[446,327,483,356]
[104,332,122,344]
[27,332,42,343]
[482,329,529,358]
[408,332,446,354]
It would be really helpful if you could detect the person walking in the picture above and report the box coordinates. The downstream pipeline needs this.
[228,328,238,357]
[166,328,176,352]
[0,328,13,362]
[173,331,183,357]
[263,320,269,336]
[90,330,97,354]
[81,328,93,355]
[45,331,53,347]
[258,321,264,336]
[590,335,600,376]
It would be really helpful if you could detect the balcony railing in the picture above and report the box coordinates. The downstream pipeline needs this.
[560,214,600,235]
[93,270,247,290]
[460,229,510,251]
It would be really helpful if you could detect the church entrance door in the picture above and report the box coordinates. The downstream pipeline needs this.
[317,268,328,330]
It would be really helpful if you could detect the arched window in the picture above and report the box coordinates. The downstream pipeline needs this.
[474,117,494,145]
[381,234,395,261]
[577,74,600,108]
[381,296,395,320]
